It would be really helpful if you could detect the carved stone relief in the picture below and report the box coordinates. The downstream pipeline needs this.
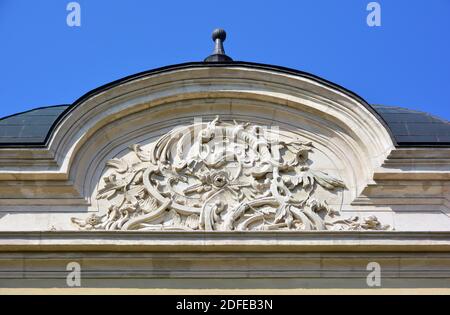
[72,117,390,231]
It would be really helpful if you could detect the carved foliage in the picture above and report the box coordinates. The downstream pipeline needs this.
[72,117,390,231]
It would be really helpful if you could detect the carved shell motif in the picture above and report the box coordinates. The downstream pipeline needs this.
[71,117,390,231]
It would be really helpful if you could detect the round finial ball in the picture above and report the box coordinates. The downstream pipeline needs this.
[212,28,226,42]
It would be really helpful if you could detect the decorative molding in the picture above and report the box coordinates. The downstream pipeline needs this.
[72,117,389,231]
[1,231,449,252]
[2,231,450,288]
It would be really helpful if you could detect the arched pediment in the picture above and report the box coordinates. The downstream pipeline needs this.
[44,63,395,181]
[6,62,432,231]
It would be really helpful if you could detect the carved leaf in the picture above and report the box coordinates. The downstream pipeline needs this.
[185,214,200,230]
[309,170,346,190]
[168,209,182,227]
[106,158,129,174]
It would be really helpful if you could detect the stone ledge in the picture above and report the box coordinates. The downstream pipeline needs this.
[1,231,450,252]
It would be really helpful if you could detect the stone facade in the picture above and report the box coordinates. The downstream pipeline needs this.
[0,63,449,289]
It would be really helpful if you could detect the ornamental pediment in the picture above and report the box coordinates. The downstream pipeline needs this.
[72,117,389,231]
[0,64,448,232]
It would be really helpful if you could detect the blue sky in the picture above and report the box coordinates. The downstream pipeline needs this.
[0,0,449,120]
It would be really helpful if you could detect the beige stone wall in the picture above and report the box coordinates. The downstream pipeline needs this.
[0,231,450,289]
[0,65,449,289]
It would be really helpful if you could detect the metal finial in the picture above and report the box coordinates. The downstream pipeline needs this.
[204,28,233,62]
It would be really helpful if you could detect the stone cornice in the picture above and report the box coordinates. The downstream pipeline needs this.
[1,231,450,252]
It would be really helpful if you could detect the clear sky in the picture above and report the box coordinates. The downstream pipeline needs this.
[0,0,449,120]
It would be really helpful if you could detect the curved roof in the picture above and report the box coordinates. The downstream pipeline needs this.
[0,62,449,147]
[373,105,450,145]
[0,105,69,145]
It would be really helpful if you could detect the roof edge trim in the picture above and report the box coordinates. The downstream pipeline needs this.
[0,61,400,148]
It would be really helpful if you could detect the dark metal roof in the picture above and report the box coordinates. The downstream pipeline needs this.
[0,62,448,148]
[0,105,69,145]
[373,105,450,146]
[1,103,448,148]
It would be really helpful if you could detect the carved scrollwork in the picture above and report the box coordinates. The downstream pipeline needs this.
[72,117,390,231]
